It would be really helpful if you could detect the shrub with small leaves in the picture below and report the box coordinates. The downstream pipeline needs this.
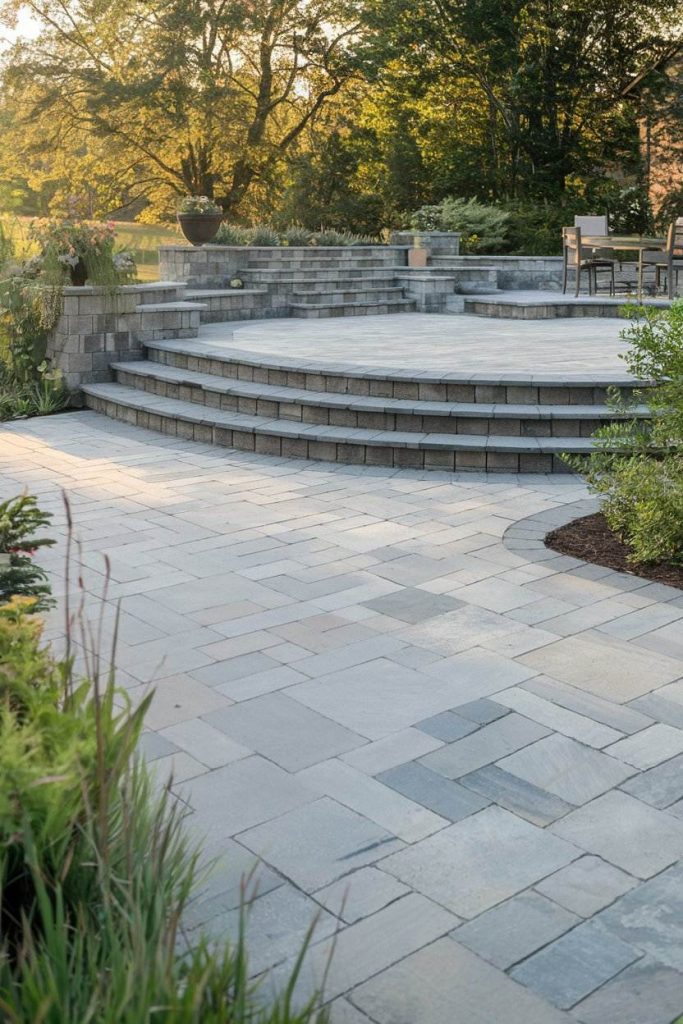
[214,222,251,245]
[409,197,509,253]
[565,302,683,566]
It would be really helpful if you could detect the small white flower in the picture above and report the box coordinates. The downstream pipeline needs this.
[57,252,80,268]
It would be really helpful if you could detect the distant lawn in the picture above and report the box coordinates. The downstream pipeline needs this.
[0,215,182,282]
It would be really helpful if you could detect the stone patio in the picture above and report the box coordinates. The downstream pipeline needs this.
[197,313,632,376]
[2,410,683,1022]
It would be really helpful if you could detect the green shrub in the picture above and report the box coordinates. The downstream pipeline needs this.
[409,197,509,253]
[280,225,313,246]
[0,494,55,610]
[566,302,683,565]
[247,225,282,247]
[213,223,379,248]
[0,590,328,1022]
[0,236,70,421]
[214,222,251,245]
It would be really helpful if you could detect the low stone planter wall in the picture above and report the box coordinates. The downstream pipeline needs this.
[443,255,563,290]
[159,244,411,287]
[46,283,189,390]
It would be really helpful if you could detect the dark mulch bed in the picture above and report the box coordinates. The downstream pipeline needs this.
[546,512,683,591]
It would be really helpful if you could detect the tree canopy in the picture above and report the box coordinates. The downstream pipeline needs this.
[0,0,680,226]
[1,0,363,218]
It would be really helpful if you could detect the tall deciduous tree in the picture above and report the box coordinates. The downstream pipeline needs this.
[360,0,681,199]
[1,0,362,217]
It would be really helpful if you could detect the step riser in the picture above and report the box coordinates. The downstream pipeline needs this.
[292,288,405,304]
[84,391,574,473]
[245,258,401,271]
[136,287,186,304]
[200,307,289,324]
[292,301,415,318]
[115,369,629,438]
[147,346,642,406]
[466,300,626,319]
[243,270,403,283]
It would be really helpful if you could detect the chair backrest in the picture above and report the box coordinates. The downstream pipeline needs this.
[562,225,582,266]
[574,215,608,236]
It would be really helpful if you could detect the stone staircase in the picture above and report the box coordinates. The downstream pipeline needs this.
[230,250,418,319]
[82,336,651,474]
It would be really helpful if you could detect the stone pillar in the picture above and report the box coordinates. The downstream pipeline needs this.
[389,231,461,256]
[159,245,250,287]
[46,286,144,391]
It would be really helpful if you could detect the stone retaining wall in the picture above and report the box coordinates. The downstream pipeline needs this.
[442,255,564,290]
[46,283,191,390]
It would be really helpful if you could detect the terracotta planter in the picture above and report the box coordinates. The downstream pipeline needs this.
[177,213,223,247]
[69,259,88,286]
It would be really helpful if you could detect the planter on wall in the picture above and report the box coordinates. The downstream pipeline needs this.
[177,213,223,247]
[69,259,88,286]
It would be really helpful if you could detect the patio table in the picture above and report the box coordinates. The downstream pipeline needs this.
[580,234,666,297]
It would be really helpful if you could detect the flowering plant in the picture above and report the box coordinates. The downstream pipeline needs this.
[29,219,136,286]
[178,195,222,215]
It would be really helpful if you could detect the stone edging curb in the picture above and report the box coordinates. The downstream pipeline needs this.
[503,499,683,600]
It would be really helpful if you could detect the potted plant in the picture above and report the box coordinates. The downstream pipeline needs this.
[29,220,136,288]
[177,196,223,246]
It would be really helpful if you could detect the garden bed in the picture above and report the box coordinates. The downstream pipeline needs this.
[546,512,683,590]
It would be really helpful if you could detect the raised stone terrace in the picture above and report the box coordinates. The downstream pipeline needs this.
[49,241,672,472]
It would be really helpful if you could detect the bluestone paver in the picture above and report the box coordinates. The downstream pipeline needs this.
[454,890,580,969]
[239,797,404,891]
[551,791,683,878]
[571,957,683,1024]
[351,938,571,1024]
[202,691,365,770]
[314,866,410,923]
[419,713,550,780]
[361,587,464,623]
[377,761,490,822]
[606,723,683,770]
[497,733,634,805]
[620,751,683,808]
[534,854,636,917]
[381,805,578,918]
[458,764,575,825]
[596,862,683,971]
[509,920,640,1009]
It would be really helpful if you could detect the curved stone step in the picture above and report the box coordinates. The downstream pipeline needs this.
[112,360,649,438]
[146,338,648,406]
[82,381,600,472]
[463,295,672,320]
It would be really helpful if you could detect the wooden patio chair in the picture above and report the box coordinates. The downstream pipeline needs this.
[562,226,615,297]
[650,219,683,298]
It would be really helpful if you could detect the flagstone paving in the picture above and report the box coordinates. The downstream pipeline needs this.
[2,409,683,1022]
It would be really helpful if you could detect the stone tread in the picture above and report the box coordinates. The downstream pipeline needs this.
[135,301,207,312]
[290,298,416,316]
[82,381,599,452]
[186,289,267,298]
[111,361,650,421]
[146,336,645,388]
